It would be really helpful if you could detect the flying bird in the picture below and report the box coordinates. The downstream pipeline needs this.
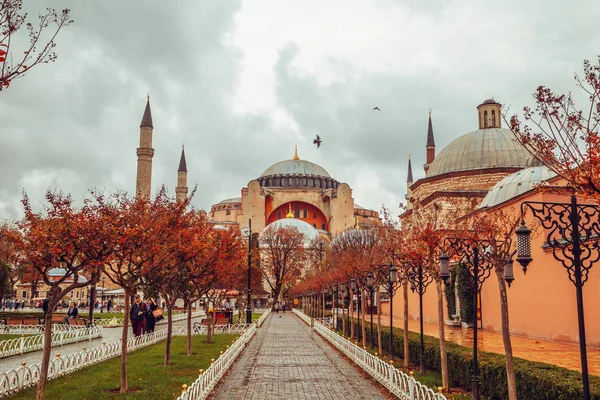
[373,106,381,111]
[313,135,322,148]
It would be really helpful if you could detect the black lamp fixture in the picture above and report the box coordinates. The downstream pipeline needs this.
[389,264,398,283]
[366,272,374,289]
[515,219,532,272]
[439,252,450,282]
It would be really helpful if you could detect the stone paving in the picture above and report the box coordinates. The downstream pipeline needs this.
[211,313,391,400]
[0,315,202,372]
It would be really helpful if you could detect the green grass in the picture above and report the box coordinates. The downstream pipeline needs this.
[232,312,262,324]
[10,334,237,400]
[0,333,38,341]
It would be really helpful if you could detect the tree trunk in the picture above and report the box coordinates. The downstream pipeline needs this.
[35,299,58,400]
[88,284,96,323]
[436,280,449,389]
[361,289,367,348]
[376,290,383,356]
[120,288,131,393]
[403,281,409,369]
[342,291,346,336]
[496,269,517,399]
[164,299,174,366]
[186,302,193,356]
[206,304,214,344]
[322,291,325,318]
[350,295,354,340]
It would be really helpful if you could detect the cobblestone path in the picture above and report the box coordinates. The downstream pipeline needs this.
[211,313,390,400]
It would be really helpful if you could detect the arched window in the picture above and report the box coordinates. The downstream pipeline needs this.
[321,223,326,230]
[492,110,496,127]
[484,110,488,128]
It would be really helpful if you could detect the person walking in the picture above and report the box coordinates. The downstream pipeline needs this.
[275,302,280,313]
[106,299,112,312]
[144,297,158,334]
[130,294,145,337]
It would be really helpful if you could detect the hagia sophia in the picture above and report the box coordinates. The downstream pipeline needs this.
[131,95,598,347]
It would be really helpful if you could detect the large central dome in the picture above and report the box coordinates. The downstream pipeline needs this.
[426,128,533,177]
[260,159,330,178]
[257,149,338,189]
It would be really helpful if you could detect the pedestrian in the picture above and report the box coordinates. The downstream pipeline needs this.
[282,303,287,312]
[275,302,280,313]
[144,297,158,334]
[130,294,145,337]
[107,299,112,312]
[63,302,78,323]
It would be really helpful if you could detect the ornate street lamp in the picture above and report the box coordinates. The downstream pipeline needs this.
[366,271,374,349]
[332,283,338,329]
[407,261,434,374]
[515,194,599,400]
[350,278,361,342]
[339,282,348,336]
[439,238,506,400]
[246,219,253,324]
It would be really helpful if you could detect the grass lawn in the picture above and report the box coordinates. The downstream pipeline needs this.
[232,312,262,324]
[0,333,38,341]
[10,334,237,400]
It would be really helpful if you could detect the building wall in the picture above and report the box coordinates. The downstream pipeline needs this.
[391,188,600,346]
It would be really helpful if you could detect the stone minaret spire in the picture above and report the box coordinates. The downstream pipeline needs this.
[176,145,188,202]
[136,96,155,199]
[406,154,414,210]
[424,109,435,174]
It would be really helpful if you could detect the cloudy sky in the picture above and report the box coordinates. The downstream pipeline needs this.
[1,0,598,220]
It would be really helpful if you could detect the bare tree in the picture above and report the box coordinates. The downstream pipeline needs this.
[0,0,73,90]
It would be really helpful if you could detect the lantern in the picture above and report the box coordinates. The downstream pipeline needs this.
[504,258,515,287]
[389,264,398,283]
[439,252,450,282]
[515,219,533,272]
[366,272,374,289]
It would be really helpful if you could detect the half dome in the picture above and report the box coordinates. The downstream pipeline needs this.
[260,218,320,244]
[426,128,532,177]
[479,166,556,208]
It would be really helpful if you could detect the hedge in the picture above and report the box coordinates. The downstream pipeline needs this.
[337,318,600,399]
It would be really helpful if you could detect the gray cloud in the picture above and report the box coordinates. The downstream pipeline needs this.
[1,0,599,221]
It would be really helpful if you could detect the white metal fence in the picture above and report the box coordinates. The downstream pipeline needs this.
[293,309,447,400]
[0,324,78,335]
[0,326,103,359]
[92,310,205,328]
[256,309,271,327]
[176,324,256,400]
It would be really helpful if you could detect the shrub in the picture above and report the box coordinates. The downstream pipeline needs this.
[337,318,600,399]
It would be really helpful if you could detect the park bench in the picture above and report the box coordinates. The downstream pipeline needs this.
[67,318,87,327]
[5,318,24,326]
[51,314,65,324]
[22,318,40,325]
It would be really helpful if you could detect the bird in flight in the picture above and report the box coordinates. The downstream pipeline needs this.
[373,106,381,111]
[313,135,322,148]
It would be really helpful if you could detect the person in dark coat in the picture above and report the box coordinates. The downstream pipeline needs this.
[130,294,145,337]
[144,298,158,333]
[63,303,78,323]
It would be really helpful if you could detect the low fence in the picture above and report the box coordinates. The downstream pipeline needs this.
[0,326,103,359]
[0,311,270,398]
[93,311,206,328]
[176,324,256,400]
[255,309,271,327]
[292,308,312,326]
[193,324,249,335]
[293,309,447,400]
[0,324,78,334]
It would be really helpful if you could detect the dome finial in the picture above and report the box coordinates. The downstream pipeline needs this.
[286,203,294,218]
[429,109,432,117]
[354,216,360,229]
[292,145,299,160]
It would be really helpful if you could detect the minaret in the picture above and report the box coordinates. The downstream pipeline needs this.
[406,154,414,210]
[175,145,188,202]
[135,96,155,199]
[424,109,435,174]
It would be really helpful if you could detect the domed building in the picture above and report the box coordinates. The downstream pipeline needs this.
[403,99,540,216]
[209,147,380,236]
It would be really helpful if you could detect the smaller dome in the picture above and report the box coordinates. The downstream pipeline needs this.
[260,218,319,244]
[479,166,556,208]
[48,268,88,283]
[217,197,241,204]
[482,98,498,104]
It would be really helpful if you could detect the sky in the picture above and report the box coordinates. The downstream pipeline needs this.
[1,0,598,221]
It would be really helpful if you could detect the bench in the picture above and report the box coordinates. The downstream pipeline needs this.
[22,318,40,325]
[51,314,65,324]
[6,318,24,326]
[67,318,87,327]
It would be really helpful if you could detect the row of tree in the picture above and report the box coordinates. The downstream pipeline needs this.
[1,189,253,399]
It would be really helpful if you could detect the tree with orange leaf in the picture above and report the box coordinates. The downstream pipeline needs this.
[96,189,180,393]
[12,191,114,400]
[0,0,73,91]
[509,56,600,196]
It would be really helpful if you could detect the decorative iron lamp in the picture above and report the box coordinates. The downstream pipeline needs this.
[515,219,532,272]
[439,252,450,282]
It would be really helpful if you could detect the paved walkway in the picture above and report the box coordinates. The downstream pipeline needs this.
[358,312,600,376]
[0,315,202,372]
[211,313,390,400]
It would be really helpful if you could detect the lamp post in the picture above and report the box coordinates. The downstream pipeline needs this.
[515,194,599,400]
[340,282,347,335]
[246,219,253,325]
[440,237,509,400]
[350,278,358,341]
[100,277,105,313]
[406,261,434,374]
[366,272,374,349]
